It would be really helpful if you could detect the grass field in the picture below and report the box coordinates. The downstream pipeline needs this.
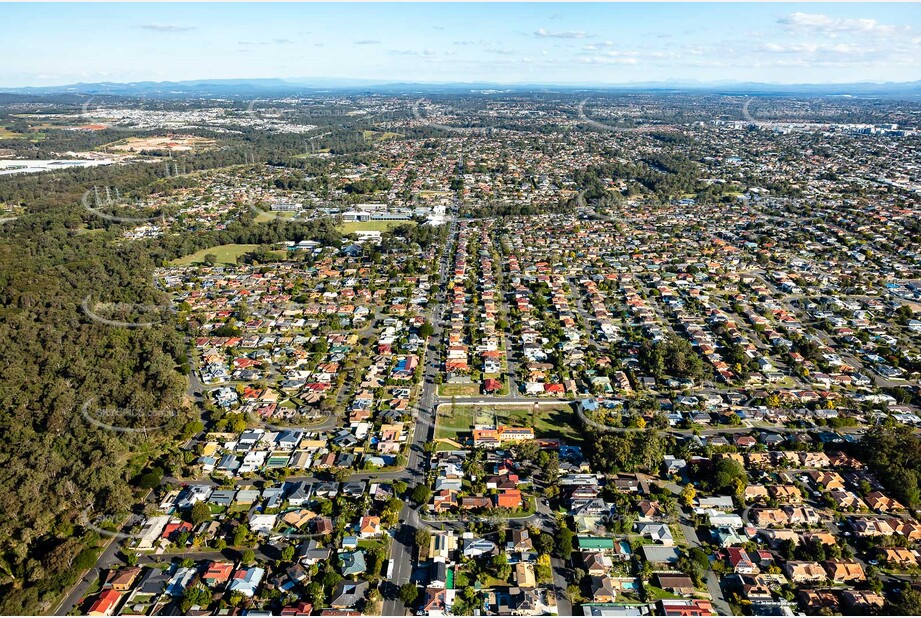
[340,220,413,234]
[171,244,260,266]
[75,227,107,236]
[362,130,403,141]
[435,402,581,444]
[293,150,331,158]
[254,210,299,223]
[438,383,482,397]
[0,126,44,141]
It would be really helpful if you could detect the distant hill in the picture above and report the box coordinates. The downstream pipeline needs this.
[3,77,921,98]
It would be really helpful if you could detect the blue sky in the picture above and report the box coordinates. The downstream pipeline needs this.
[2,3,919,87]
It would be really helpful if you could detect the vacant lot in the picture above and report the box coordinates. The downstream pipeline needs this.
[438,383,481,397]
[171,244,260,266]
[106,135,214,153]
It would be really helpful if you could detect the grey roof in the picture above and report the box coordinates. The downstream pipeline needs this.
[642,545,681,564]
[137,568,170,595]
[331,580,369,607]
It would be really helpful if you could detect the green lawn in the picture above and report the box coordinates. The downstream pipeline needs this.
[171,244,260,266]
[435,404,490,440]
[642,584,683,601]
[357,538,389,551]
[254,210,299,223]
[480,575,512,588]
[340,220,414,234]
[435,403,581,444]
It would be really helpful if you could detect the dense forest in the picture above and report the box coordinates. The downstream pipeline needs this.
[852,424,921,510]
[0,204,189,612]
[0,137,348,613]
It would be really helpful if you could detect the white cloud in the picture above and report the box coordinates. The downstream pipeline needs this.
[599,50,640,58]
[759,42,871,56]
[534,28,587,39]
[138,24,196,33]
[778,12,899,34]
[579,55,639,65]
[239,39,293,46]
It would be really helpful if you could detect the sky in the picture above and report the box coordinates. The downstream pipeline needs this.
[1,3,920,87]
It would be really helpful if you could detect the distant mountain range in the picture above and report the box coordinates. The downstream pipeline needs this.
[3,77,921,98]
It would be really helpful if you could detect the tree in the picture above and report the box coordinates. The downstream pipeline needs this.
[399,583,419,606]
[536,554,553,584]
[514,440,540,463]
[241,549,255,565]
[203,253,218,266]
[281,544,295,562]
[493,552,511,580]
[414,528,431,550]
[133,467,164,490]
[73,547,100,570]
[411,485,433,505]
[891,588,921,615]
[680,484,697,507]
[534,530,554,555]
[190,501,211,525]
[677,553,705,588]
[712,457,747,492]
[589,431,665,474]
[890,467,920,509]
[859,425,921,509]
[555,526,574,558]
[181,585,213,612]
[333,467,351,482]
[181,420,204,440]
[232,524,248,546]
[305,581,325,607]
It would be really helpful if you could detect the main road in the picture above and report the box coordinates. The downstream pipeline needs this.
[382,219,456,616]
